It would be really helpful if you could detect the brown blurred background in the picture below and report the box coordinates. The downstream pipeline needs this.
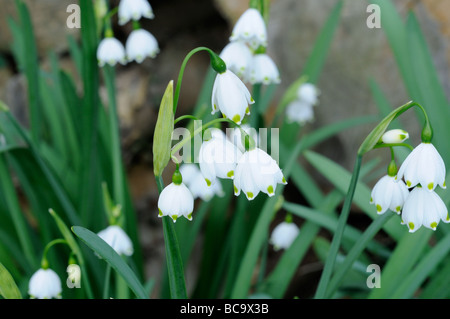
[0,0,449,297]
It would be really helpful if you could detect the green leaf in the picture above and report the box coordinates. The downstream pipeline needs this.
[0,262,22,299]
[71,226,148,299]
[153,81,175,177]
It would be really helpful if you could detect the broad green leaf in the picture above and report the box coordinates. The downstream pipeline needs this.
[153,81,174,177]
[72,226,148,299]
[0,262,22,299]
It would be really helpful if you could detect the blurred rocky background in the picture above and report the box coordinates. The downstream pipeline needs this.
[0,0,449,297]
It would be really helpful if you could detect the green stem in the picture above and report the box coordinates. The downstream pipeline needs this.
[103,264,112,299]
[325,212,393,297]
[155,175,187,299]
[373,143,414,152]
[174,115,200,125]
[41,239,68,269]
[314,154,362,299]
[103,66,125,210]
[250,84,262,128]
[173,47,222,114]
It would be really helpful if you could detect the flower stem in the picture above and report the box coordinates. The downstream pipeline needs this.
[173,47,224,114]
[155,175,187,299]
[41,239,68,269]
[314,154,362,299]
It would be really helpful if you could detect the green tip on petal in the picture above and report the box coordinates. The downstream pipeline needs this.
[158,209,163,217]
[444,181,447,188]
[428,183,434,190]
[232,114,241,123]
[447,212,449,221]
[282,176,287,184]
[396,206,401,213]
[245,106,250,114]
[430,222,437,230]
[267,185,274,195]
[234,185,238,194]
[406,181,412,187]
[376,204,382,212]
[370,197,373,203]
[408,222,414,231]
[247,192,254,199]
[400,134,407,140]
[171,215,178,222]
[227,170,234,178]
[205,178,211,187]
[187,213,193,220]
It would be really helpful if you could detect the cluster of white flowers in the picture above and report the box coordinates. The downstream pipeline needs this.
[286,83,320,124]
[97,0,159,67]
[370,130,449,233]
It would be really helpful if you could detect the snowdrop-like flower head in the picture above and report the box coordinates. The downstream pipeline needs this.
[270,221,300,250]
[401,186,449,233]
[97,225,134,256]
[370,175,409,214]
[249,53,281,85]
[381,129,409,144]
[211,70,254,124]
[126,29,159,63]
[297,83,320,105]
[28,268,62,299]
[230,8,267,50]
[234,147,286,200]
[396,143,446,191]
[97,37,126,67]
[118,0,154,25]
[180,163,224,201]
[285,99,315,124]
[158,170,194,222]
[199,129,242,186]
[219,42,253,80]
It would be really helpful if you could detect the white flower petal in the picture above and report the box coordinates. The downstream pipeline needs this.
[118,0,154,25]
[158,183,194,222]
[249,53,281,85]
[270,222,300,250]
[97,225,134,256]
[97,37,126,67]
[28,268,62,299]
[125,29,159,63]
[229,8,267,50]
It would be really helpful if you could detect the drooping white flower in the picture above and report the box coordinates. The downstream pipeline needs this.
[285,99,315,124]
[297,83,320,105]
[158,179,194,222]
[230,8,267,50]
[370,175,409,214]
[249,53,281,85]
[97,37,127,67]
[270,221,300,250]
[118,0,154,26]
[199,129,242,186]
[401,186,449,233]
[211,70,254,124]
[234,147,286,200]
[381,129,409,144]
[219,42,253,81]
[396,143,446,191]
[227,124,258,152]
[126,29,159,63]
[180,163,224,201]
[28,268,62,299]
[97,225,134,256]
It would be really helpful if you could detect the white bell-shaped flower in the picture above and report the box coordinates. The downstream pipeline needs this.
[230,8,267,50]
[270,221,300,250]
[180,163,224,201]
[97,37,126,67]
[28,268,62,299]
[219,42,253,81]
[97,225,134,256]
[381,129,409,144]
[227,124,258,153]
[126,29,159,63]
[285,99,315,124]
[249,53,281,85]
[297,83,320,105]
[199,129,242,186]
[396,143,446,191]
[370,175,410,214]
[401,186,449,233]
[211,70,254,124]
[234,147,286,200]
[118,0,154,25]
[158,169,194,222]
